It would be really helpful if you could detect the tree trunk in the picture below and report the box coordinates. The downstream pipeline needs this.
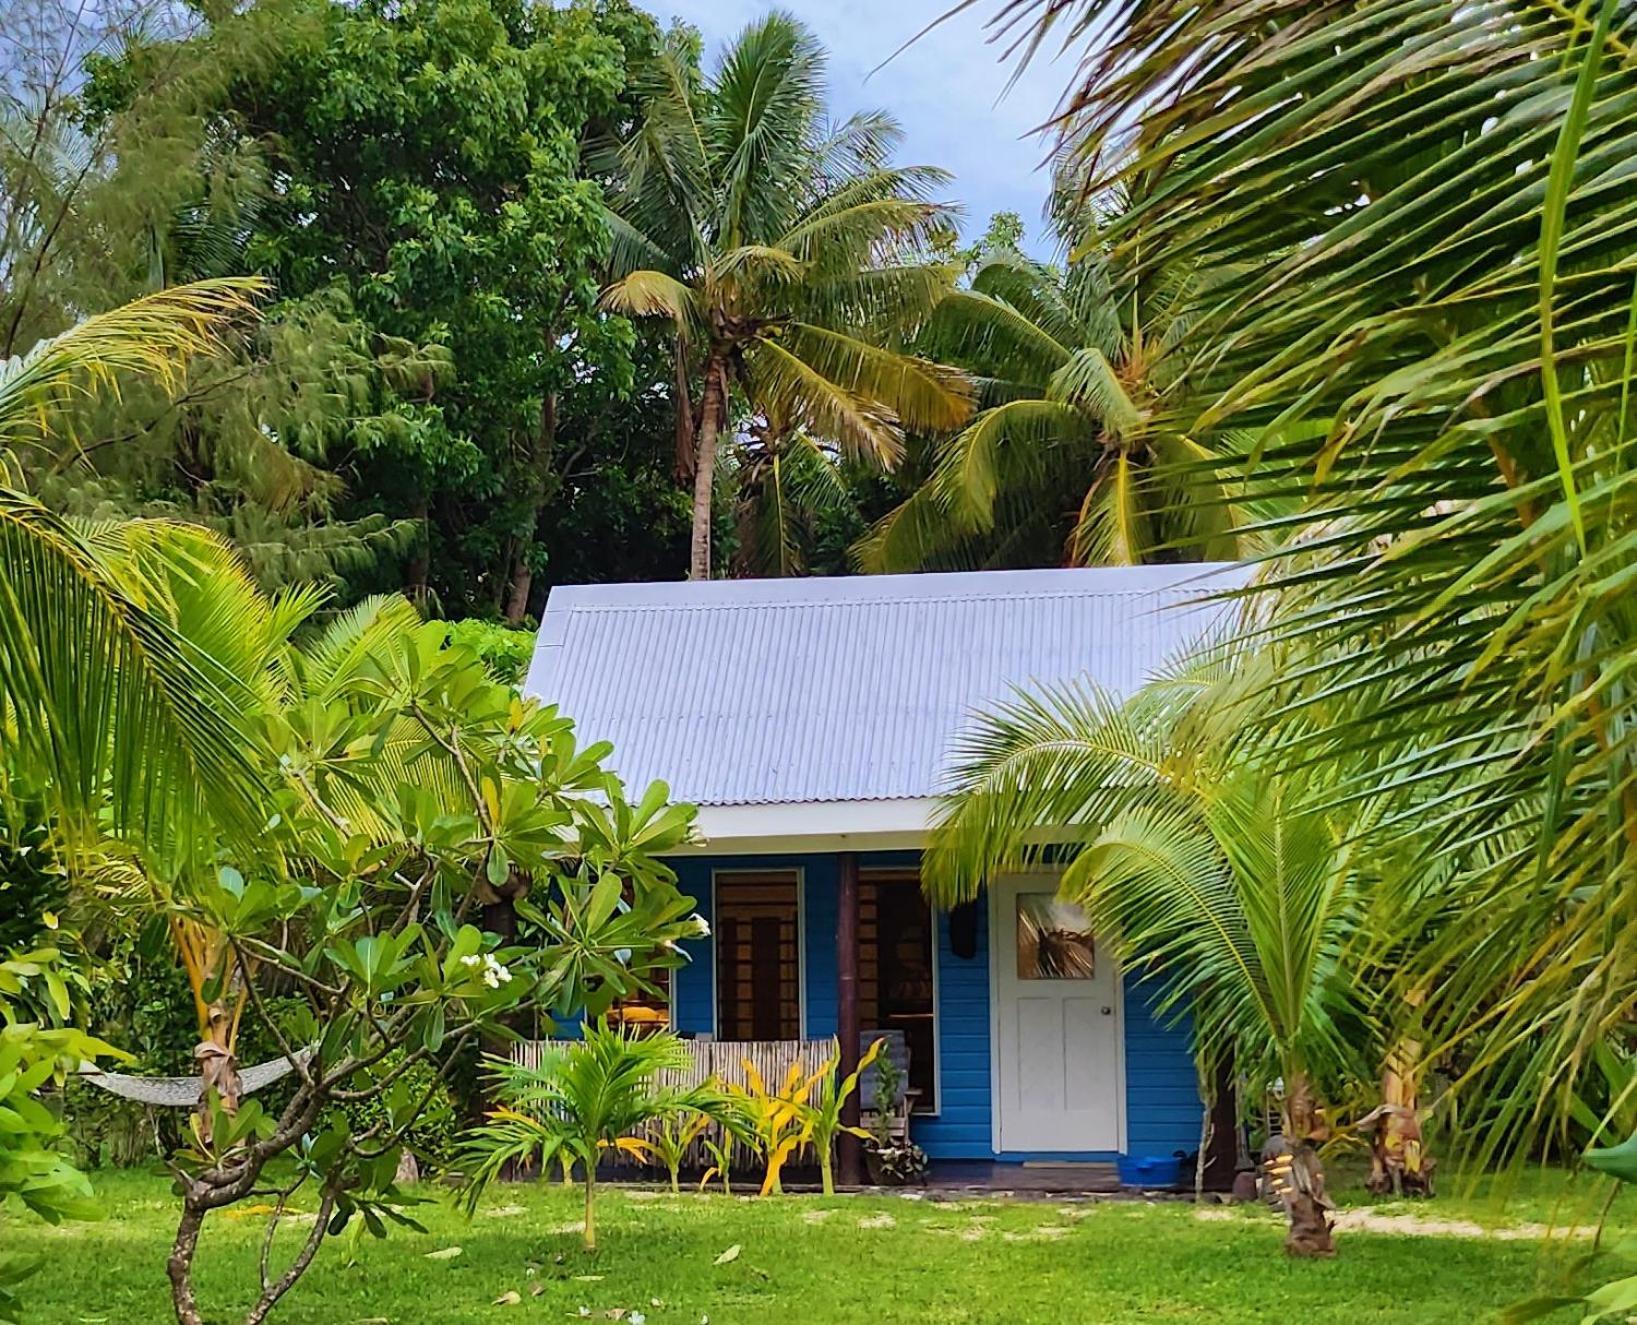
[502,384,556,624]
[404,496,430,603]
[502,557,532,625]
[1198,1049,1240,1195]
[689,355,727,581]
[582,1165,598,1253]
[673,332,697,482]
[1364,1038,1432,1197]
[167,1204,208,1325]
[1266,1074,1335,1257]
[243,1190,335,1325]
[193,992,242,1144]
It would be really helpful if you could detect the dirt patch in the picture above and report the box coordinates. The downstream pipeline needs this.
[1332,1208,1595,1241]
[857,1213,897,1229]
[1193,1205,1596,1241]
[1002,1225,1072,1242]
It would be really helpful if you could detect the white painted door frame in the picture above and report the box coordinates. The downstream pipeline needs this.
[988,873,1126,1155]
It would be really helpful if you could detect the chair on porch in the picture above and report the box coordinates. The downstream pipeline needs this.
[857,1028,913,1143]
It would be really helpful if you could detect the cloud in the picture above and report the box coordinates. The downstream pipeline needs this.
[653,1,1069,253]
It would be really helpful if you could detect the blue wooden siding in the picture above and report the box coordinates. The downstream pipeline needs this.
[665,851,1200,1163]
[669,857,715,1036]
[915,890,992,1157]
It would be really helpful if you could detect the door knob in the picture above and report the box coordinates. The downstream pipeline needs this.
[1100,1006,1112,1015]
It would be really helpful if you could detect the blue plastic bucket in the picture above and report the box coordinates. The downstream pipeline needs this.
[1118,1154,1184,1188]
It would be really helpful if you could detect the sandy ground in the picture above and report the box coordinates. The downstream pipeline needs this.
[1194,1204,1598,1241]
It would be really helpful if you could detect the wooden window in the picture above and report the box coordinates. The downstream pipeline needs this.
[715,871,801,1040]
[859,869,936,1113]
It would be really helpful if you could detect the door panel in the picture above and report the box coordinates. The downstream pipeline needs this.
[994,878,1121,1152]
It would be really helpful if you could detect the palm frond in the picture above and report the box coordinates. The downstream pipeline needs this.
[0,494,265,845]
[707,12,825,248]
[600,270,702,335]
[0,278,264,451]
[781,322,973,436]
[743,338,902,464]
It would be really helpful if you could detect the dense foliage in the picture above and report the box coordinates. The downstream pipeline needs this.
[4,0,689,614]
[11,0,1637,1308]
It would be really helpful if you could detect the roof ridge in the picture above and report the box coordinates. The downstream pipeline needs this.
[561,587,1202,611]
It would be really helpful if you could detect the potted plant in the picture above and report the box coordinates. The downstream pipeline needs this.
[862,1050,927,1186]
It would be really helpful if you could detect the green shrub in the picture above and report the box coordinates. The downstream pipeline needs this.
[443,619,533,686]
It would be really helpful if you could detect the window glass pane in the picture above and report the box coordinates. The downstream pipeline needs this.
[1016,893,1096,980]
[715,873,801,1040]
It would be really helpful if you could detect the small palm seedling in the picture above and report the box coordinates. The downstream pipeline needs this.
[458,1023,729,1252]
[647,1109,716,1195]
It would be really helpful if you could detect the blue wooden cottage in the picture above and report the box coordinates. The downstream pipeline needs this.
[523,565,1240,1182]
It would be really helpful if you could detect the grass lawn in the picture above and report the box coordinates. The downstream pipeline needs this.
[12,1167,1634,1324]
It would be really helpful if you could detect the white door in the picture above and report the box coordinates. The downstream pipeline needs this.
[993,876,1122,1153]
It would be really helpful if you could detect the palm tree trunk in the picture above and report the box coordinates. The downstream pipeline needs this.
[582,1165,598,1253]
[1267,1073,1335,1257]
[689,354,727,581]
[1365,1039,1431,1198]
[673,333,697,482]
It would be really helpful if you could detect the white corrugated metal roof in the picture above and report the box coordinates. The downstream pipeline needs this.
[524,565,1247,807]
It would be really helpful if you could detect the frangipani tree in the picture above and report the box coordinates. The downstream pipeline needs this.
[1,492,701,1322]
[927,658,1371,1256]
[598,12,973,578]
[141,578,703,1325]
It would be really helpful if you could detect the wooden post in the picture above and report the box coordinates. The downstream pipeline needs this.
[837,851,862,1186]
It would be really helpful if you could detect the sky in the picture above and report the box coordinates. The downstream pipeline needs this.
[654,1,1071,255]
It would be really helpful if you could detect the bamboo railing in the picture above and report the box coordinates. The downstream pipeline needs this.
[510,1037,837,1172]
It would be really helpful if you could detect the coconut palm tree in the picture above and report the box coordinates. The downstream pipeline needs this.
[597,12,973,579]
[859,240,1238,571]
[959,0,1637,1161]
[925,658,1371,1256]
[0,279,266,842]
[726,413,856,577]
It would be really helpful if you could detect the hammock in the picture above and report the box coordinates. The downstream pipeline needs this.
[77,1049,313,1108]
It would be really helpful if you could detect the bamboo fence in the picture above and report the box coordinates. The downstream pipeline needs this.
[510,1037,838,1173]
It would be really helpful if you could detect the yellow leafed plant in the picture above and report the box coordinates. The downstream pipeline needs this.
[809,1038,885,1196]
[729,1057,828,1196]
